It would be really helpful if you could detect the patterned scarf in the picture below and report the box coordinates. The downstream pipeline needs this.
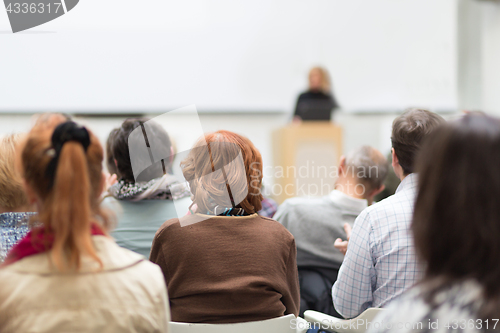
[213,205,250,217]
[108,174,191,202]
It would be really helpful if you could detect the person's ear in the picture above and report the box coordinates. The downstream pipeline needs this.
[370,184,385,198]
[366,184,385,205]
[114,158,118,168]
[391,148,398,168]
[391,148,405,180]
[338,156,347,175]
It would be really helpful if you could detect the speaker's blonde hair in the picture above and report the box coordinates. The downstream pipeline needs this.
[309,66,331,93]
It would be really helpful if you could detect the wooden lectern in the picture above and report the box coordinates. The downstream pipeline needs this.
[272,122,343,204]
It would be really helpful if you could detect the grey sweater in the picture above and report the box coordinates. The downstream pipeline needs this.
[274,190,367,269]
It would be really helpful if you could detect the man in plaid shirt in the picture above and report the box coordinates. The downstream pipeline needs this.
[332,109,445,318]
[259,197,278,218]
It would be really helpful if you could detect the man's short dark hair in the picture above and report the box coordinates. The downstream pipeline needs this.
[112,118,172,182]
[391,109,444,175]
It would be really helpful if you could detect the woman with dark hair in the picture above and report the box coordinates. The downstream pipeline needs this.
[102,118,191,257]
[150,130,300,323]
[370,114,500,333]
[0,115,169,332]
[105,127,120,176]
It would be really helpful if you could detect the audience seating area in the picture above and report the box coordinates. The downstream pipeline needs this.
[2,110,500,333]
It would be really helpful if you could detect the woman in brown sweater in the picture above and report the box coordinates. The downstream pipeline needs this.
[150,130,300,323]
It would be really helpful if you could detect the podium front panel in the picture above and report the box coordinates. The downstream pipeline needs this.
[272,122,342,204]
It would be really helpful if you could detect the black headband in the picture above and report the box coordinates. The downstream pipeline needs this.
[45,121,91,190]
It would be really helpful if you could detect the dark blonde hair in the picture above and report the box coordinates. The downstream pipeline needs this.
[21,114,109,271]
[0,134,28,211]
[181,130,263,215]
[309,67,331,93]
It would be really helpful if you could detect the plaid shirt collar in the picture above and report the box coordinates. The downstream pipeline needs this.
[395,173,418,194]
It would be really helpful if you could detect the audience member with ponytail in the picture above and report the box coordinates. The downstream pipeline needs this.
[0,115,170,333]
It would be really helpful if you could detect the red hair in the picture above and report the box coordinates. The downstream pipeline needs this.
[21,114,110,271]
[181,130,263,215]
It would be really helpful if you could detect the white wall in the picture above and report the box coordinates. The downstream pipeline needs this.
[0,0,457,113]
[480,1,500,115]
[458,0,500,116]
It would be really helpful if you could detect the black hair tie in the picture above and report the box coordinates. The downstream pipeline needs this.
[45,121,91,190]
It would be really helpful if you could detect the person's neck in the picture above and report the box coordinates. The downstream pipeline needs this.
[399,173,409,182]
[335,177,366,201]
[393,164,408,182]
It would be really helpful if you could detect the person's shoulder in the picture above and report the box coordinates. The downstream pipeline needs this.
[364,190,407,213]
[364,189,415,224]
[153,217,182,240]
[101,195,116,204]
[257,215,295,241]
[101,196,124,215]
[351,198,390,228]
[282,196,326,209]
[253,214,293,238]
[352,197,391,229]
[0,261,22,279]
[100,247,167,298]
[101,195,120,207]
[288,194,358,215]
[276,196,326,220]
[259,214,288,225]
[131,256,165,277]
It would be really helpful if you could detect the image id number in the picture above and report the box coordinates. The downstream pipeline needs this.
[6,2,63,14]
